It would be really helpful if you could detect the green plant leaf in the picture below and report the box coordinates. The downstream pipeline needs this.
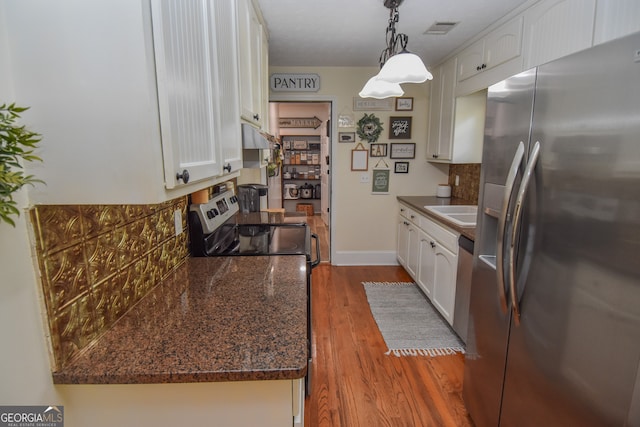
[1,103,44,226]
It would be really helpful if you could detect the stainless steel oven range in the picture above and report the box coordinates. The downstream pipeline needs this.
[188,189,320,395]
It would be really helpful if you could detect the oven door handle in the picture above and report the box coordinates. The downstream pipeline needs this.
[311,233,321,268]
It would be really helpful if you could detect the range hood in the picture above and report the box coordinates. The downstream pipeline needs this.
[241,123,272,149]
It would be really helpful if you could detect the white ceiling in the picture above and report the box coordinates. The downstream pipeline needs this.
[255,0,530,68]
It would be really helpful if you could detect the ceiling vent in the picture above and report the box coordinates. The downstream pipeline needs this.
[424,22,458,35]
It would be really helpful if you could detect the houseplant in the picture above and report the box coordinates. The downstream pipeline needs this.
[0,103,43,226]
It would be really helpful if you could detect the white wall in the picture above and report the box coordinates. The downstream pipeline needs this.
[0,2,62,407]
[270,66,448,265]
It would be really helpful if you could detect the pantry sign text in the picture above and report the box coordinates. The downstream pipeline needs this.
[270,73,320,92]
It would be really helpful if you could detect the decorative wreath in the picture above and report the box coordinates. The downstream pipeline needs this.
[356,113,383,143]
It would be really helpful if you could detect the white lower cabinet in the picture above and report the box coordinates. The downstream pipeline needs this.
[431,241,457,325]
[417,229,435,300]
[398,203,459,325]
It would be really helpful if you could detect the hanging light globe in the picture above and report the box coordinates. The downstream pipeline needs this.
[359,75,404,99]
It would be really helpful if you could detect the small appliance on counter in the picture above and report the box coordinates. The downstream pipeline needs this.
[299,183,314,199]
[284,183,299,199]
[237,184,268,213]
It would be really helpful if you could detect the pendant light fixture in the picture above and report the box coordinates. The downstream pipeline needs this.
[359,0,432,99]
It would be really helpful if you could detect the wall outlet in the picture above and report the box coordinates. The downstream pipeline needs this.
[455,175,460,186]
[174,210,182,236]
[360,173,370,183]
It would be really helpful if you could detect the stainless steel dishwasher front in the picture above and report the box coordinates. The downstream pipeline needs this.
[453,235,474,343]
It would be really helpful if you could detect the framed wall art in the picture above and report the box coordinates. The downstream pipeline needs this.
[351,143,368,171]
[394,161,409,173]
[369,143,388,157]
[395,97,413,111]
[389,116,412,139]
[338,132,356,143]
[390,143,416,159]
[371,168,390,194]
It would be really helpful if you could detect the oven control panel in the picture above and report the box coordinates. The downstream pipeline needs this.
[189,190,239,234]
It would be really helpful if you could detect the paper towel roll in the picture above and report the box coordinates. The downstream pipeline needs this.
[436,185,452,198]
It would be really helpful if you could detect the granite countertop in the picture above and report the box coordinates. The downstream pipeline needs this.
[397,196,477,241]
[53,256,308,384]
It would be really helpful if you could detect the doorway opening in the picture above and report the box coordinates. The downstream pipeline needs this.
[267,101,331,263]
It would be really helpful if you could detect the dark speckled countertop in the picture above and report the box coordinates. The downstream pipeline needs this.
[53,256,308,384]
[397,196,477,241]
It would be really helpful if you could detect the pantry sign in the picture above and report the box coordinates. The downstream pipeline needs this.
[270,73,320,92]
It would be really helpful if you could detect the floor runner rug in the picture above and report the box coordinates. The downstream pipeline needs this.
[362,281,465,357]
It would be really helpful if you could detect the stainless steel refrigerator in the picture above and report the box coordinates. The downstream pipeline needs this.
[463,31,640,427]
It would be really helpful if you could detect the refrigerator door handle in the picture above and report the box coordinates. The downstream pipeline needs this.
[509,140,541,326]
[497,141,526,314]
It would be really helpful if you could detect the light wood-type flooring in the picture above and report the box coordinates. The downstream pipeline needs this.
[305,264,473,427]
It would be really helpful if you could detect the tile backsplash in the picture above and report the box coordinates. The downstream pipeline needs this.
[448,163,481,204]
[30,197,189,370]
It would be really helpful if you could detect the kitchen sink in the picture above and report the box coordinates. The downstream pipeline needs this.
[424,205,478,226]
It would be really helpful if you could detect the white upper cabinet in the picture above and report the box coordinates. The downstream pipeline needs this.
[151,0,222,188]
[522,0,596,69]
[427,58,457,161]
[237,0,268,130]
[427,56,485,164]
[211,0,244,174]
[593,0,640,45]
[455,16,524,96]
[5,0,241,205]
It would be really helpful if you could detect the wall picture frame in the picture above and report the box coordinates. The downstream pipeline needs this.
[389,116,412,139]
[394,161,409,173]
[390,143,416,159]
[369,143,388,157]
[338,132,356,143]
[395,97,413,111]
[351,143,369,171]
[371,168,390,194]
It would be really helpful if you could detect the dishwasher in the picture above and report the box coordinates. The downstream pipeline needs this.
[453,235,474,344]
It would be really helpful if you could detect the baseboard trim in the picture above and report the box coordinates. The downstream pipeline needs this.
[332,251,399,266]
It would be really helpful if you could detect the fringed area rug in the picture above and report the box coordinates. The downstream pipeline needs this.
[362,282,465,357]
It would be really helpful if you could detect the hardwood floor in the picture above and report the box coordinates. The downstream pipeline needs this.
[305,214,330,263]
[305,265,473,427]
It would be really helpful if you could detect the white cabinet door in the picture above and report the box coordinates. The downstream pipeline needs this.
[426,57,456,161]
[151,0,222,189]
[593,0,640,45]
[457,17,523,83]
[406,222,420,279]
[211,0,243,174]
[417,229,435,299]
[457,39,485,82]
[397,217,409,267]
[432,242,458,325]
[484,16,523,70]
[237,0,265,128]
[523,0,596,69]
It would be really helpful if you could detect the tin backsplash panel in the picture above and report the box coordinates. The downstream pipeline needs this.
[449,163,481,204]
[30,197,189,370]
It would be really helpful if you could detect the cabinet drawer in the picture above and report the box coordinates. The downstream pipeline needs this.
[419,215,459,254]
[399,204,419,223]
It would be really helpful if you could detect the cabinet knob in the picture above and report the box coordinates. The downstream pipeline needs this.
[176,169,190,184]
[476,65,482,71]
[223,163,232,173]
[253,113,260,121]
[430,241,436,248]
[432,154,439,159]
[410,215,415,219]
[481,63,487,69]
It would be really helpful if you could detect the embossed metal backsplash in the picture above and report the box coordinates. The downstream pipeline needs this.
[30,197,189,370]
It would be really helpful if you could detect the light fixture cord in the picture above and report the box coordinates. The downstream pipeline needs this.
[378,4,408,67]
